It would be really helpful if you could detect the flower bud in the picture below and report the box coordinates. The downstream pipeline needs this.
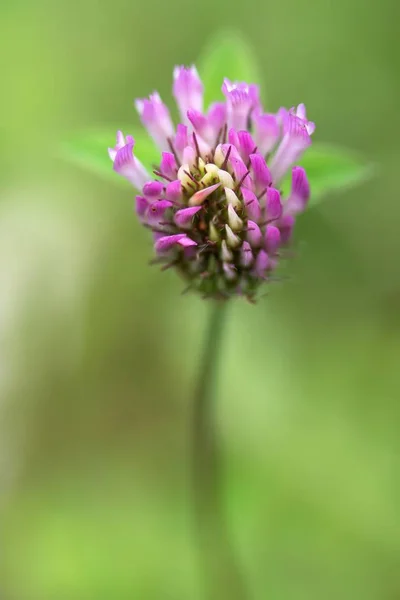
[225,224,241,248]
[227,204,244,232]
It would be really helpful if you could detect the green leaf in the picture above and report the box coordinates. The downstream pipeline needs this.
[198,30,263,107]
[62,128,159,185]
[297,143,373,205]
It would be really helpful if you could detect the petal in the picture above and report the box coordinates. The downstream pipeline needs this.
[240,241,254,268]
[187,109,209,138]
[135,92,174,151]
[143,181,164,198]
[135,196,149,221]
[222,79,254,131]
[155,233,196,253]
[165,179,183,203]
[285,166,310,215]
[146,200,173,227]
[113,137,150,190]
[292,104,315,135]
[279,214,295,244]
[266,187,283,222]
[160,152,178,180]
[265,225,281,253]
[242,187,261,222]
[108,130,127,160]
[230,156,251,189]
[182,145,197,167]
[174,206,202,229]
[173,65,204,124]
[207,102,227,135]
[246,220,263,248]
[189,183,221,207]
[249,154,272,194]
[253,249,270,277]
[252,113,280,155]
[174,124,188,161]
[229,129,257,163]
[270,112,312,183]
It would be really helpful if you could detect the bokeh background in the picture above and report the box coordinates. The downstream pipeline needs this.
[1,0,400,598]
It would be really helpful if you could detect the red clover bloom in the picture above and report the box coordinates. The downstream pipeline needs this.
[109,66,315,300]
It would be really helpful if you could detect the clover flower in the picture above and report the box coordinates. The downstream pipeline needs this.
[109,66,315,300]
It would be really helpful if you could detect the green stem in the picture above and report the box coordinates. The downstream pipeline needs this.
[192,301,247,600]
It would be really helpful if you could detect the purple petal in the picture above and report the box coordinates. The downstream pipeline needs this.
[173,65,204,124]
[135,93,174,152]
[178,235,198,248]
[214,143,242,168]
[108,130,127,161]
[242,187,262,222]
[253,249,270,277]
[285,166,310,215]
[147,200,173,226]
[160,152,178,179]
[265,225,281,253]
[270,111,312,183]
[238,130,257,160]
[207,102,227,136]
[165,179,183,203]
[182,145,197,167]
[246,220,263,248]
[187,109,209,137]
[135,196,149,221]
[155,233,197,253]
[228,129,256,163]
[291,104,315,135]
[279,214,295,244]
[113,137,150,190]
[266,187,283,222]
[174,124,188,161]
[249,154,272,195]
[252,113,280,155]
[230,156,251,189]
[174,206,202,229]
[143,181,164,198]
[187,110,217,147]
[240,241,254,268]
[222,79,254,131]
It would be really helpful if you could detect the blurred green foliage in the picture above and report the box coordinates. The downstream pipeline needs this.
[1,0,399,599]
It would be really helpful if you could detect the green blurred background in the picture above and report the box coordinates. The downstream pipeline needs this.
[1,0,399,598]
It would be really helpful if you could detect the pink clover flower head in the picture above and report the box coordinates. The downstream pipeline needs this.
[109,67,315,300]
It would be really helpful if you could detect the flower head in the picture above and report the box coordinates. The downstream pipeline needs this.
[109,67,315,300]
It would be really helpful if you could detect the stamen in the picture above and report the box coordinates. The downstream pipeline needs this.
[221,145,232,171]
[234,170,251,193]
[222,123,228,144]
[153,170,173,182]
[167,137,180,166]
[183,170,200,186]
[257,188,268,201]
[246,147,258,169]
[192,131,201,160]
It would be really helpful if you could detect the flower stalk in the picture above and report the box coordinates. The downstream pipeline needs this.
[192,302,247,599]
